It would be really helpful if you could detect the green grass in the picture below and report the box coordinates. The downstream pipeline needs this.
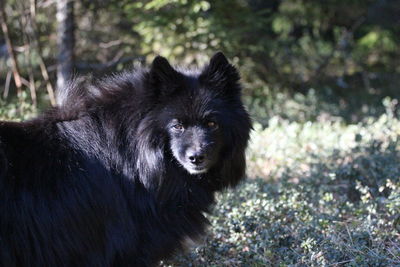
[0,96,399,266]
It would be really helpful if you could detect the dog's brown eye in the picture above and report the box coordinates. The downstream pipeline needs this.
[207,121,217,128]
[173,124,184,131]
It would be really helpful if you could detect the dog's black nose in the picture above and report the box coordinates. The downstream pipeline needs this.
[188,152,205,165]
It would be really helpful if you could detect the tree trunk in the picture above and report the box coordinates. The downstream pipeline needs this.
[56,0,74,91]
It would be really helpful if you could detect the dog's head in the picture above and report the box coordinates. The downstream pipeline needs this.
[137,52,251,189]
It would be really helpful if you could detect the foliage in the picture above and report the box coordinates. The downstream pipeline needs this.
[126,0,400,94]
[248,97,400,178]
[0,93,37,121]
[1,0,400,110]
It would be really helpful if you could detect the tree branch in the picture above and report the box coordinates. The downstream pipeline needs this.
[0,3,23,97]
[27,0,56,106]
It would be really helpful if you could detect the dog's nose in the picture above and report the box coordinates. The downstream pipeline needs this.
[188,152,205,165]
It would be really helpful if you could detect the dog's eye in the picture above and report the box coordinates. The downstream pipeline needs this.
[207,121,218,129]
[172,124,184,131]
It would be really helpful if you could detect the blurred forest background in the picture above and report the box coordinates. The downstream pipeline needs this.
[1,0,400,122]
[1,0,400,266]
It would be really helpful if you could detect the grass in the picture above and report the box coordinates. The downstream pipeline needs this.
[0,94,399,266]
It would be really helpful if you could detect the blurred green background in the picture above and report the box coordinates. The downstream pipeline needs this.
[1,0,399,266]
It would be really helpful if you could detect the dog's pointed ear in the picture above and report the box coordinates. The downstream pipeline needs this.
[199,52,240,92]
[149,56,182,96]
[209,52,230,70]
[150,56,179,83]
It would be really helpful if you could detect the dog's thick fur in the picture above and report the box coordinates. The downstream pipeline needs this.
[0,52,251,266]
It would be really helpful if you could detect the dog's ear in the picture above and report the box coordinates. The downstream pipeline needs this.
[209,52,230,70]
[149,56,182,96]
[151,56,177,82]
[199,52,240,92]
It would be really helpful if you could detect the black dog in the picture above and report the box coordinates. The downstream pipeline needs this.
[0,52,251,266]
